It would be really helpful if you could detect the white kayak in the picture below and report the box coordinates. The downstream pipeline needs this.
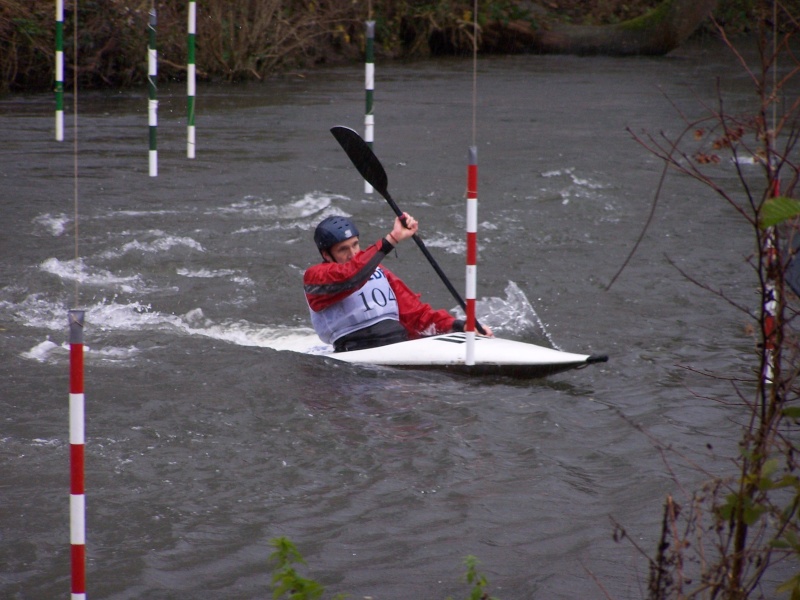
[317,332,607,378]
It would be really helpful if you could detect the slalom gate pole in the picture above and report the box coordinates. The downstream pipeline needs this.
[364,20,375,194]
[465,147,478,365]
[763,178,780,382]
[55,0,65,141]
[465,0,479,364]
[69,310,86,599]
[187,0,196,158]
[148,6,158,176]
[763,5,780,384]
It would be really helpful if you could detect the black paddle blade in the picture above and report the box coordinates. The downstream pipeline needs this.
[330,126,390,198]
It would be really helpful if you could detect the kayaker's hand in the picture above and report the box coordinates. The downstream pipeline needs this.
[389,212,417,244]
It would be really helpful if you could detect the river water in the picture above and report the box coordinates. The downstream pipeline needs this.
[1,37,790,599]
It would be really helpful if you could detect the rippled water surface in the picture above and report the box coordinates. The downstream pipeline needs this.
[1,38,788,599]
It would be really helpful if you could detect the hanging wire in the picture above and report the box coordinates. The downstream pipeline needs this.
[767,0,779,184]
[471,0,478,147]
[72,0,80,308]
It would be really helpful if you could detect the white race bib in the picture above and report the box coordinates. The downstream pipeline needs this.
[309,267,400,344]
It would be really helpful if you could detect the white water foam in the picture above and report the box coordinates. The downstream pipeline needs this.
[14,294,327,364]
[113,209,183,218]
[40,257,145,293]
[220,192,344,219]
[14,277,550,366]
[22,340,61,362]
[177,268,237,278]
[230,192,351,234]
[99,233,205,259]
[286,192,347,219]
[541,166,608,206]
[423,224,497,255]
[180,308,327,353]
[569,172,604,190]
[173,283,554,354]
[33,213,70,236]
[31,438,62,447]
[451,281,560,349]
[15,285,554,364]
[423,233,466,254]
[21,339,141,364]
[12,294,157,333]
[177,268,254,286]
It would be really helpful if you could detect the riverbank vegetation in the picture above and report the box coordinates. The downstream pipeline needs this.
[267,537,500,600]
[609,1,800,597]
[0,0,795,93]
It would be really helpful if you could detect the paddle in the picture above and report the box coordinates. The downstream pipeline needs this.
[330,125,487,335]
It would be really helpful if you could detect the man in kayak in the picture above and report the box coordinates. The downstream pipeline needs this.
[304,214,491,352]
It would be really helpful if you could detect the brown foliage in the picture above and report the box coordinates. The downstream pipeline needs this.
[0,0,55,90]
[1,0,794,92]
[542,0,664,25]
[199,0,360,81]
[0,0,363,92]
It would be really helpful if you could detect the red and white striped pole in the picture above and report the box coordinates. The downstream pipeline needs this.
[69,309,86,599]
[465,146,478,365]
[763,178,780,382]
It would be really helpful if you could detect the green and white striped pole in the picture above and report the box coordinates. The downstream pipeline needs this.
[187,0,196,158]
[148,6,158,176]
[55,0,64,141]
[364,20,375,194]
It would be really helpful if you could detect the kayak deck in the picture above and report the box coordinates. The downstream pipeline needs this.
[321,332,607,378]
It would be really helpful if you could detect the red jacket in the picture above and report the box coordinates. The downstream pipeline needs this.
[304,238,456,339]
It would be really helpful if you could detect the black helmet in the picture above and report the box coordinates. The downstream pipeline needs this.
[314,216,360,253]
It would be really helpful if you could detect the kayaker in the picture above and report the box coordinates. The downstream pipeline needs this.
[304,214,491,352]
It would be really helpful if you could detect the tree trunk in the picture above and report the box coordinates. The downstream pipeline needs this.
[481,0,718,56]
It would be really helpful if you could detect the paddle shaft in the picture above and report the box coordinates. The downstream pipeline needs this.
[330,126,486,335]
[392,202,472,317]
